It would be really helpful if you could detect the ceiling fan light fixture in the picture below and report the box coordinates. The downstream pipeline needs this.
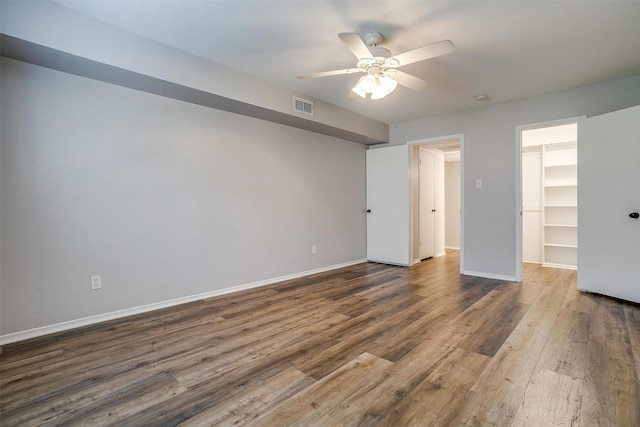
[352,73,398,100]
[362,75,379,91]
[351,76,369,98]
[371,76,398,99]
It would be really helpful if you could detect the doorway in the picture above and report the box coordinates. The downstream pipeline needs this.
[409,135,463,268]
[516,118,583,280]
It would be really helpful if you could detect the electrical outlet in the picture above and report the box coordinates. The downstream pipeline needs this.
[90,275,101,290]
[312,245,317,254]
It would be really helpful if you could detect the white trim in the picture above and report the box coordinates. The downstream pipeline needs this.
[462,270,516,282]
[515,116,585,282]
[407,134,463,147]
[541,263,577,271]
[445,246,461,250]
[435,251,447,257]
[0,259,367,346]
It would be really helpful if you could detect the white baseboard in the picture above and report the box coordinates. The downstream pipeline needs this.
[461,269,516,282]
[0,259,367,346]
[445,246,460,250]
[541,262,577,271]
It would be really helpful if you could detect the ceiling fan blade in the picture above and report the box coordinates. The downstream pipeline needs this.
[388,40,455,67]
[338,32,373,60]
[391,70,431,91]
[297,68,361,79]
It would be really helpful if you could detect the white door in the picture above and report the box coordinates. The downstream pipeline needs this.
[419,148,435,259]
[522,149,542,263]
[578,105,640,303]
[366,145,411,266]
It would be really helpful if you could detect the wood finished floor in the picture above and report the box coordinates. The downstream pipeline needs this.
[1,250,639,426]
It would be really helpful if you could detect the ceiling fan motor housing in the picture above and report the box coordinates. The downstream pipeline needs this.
[365,32,385,47]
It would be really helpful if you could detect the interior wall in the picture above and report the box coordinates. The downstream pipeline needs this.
[0,57,367,336]
[445,161,461,249]
[390,74,640,279]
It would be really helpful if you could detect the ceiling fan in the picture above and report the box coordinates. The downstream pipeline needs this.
[297,32,455,100]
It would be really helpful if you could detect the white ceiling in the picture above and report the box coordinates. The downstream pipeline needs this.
[54,0,640,124]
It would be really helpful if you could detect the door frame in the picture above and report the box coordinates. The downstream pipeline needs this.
[408,134,464,272]
[514,116,586,281]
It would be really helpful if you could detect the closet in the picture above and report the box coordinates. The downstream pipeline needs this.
[522,123,577,270]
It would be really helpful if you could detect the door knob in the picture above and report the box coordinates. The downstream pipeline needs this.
[366,209,372,213]
[630,212,639,219]
[432,209,436,213]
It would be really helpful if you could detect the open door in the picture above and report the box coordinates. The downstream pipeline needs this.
[578,105,640,303]
[366,145,411,266]
[419,148,435,259]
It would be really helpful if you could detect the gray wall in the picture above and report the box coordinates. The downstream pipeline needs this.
[0,58,366,335]
[391,75,640,278]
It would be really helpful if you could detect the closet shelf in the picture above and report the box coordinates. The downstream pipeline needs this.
[544,223,578,228]
[544,243,578,249]
[544,183,577,188]
[544,163,577,168]
[545,140,577,149]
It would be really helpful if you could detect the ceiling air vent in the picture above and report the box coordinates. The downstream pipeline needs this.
[293,97,313,116]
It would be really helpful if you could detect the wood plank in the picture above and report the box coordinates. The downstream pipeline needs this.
[245,352,393,426]
[292,305,424,379]
[458,301,529,357]
[581,298,639,426]
[176,367,314,426]
[451,280,570,425]
[376,348,490,426]
[511,368,583,426]
[626,307,640,382]
[536,308,590,379]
